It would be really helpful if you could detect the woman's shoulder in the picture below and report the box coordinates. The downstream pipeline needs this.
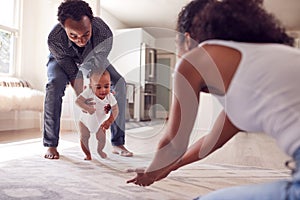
[180,44,218,67]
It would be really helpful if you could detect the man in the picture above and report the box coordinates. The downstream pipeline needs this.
[44,0,132,159]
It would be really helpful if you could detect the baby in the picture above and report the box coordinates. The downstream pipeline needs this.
[76,69,119,160]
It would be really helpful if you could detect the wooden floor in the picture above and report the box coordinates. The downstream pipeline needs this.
[0,124,292,199]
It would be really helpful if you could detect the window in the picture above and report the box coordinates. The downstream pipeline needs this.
[0,0,19,75]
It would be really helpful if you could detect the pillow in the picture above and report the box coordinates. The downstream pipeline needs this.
[0,77,31,88]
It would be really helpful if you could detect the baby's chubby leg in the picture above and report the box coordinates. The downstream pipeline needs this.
[79,121,92,160]
[96,128,107,158]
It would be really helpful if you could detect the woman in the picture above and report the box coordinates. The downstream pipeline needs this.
[128,0,300,199]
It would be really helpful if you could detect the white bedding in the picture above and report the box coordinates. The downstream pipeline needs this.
[0,87,44,112]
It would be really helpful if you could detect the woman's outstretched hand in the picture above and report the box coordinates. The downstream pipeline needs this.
[126,168,155,187]
[126,166,174,187]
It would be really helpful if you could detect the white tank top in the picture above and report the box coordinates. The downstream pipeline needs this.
[199,40,300,156]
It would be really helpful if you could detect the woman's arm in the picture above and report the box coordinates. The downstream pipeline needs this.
[151,110,240,182]
[127,47,239,186]
[127,110,240,185]
[148,54,205,170]
[172,110,239,171]
[127,48,206,186]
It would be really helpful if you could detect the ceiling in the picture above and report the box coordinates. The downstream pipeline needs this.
[100,0,300,38]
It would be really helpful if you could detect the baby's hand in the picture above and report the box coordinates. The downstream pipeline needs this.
[104,104,111,114]
[100,120,111,130]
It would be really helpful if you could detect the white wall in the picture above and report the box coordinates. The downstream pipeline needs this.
[100,8,127,30]
[19,0,60,91]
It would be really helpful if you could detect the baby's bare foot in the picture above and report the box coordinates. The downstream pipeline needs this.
[84,155,92,160]
[98,150,107,159]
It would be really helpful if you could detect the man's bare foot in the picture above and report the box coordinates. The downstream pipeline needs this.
[97,150,107,159]
[112,145,133,157]
[44,147,59,159]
